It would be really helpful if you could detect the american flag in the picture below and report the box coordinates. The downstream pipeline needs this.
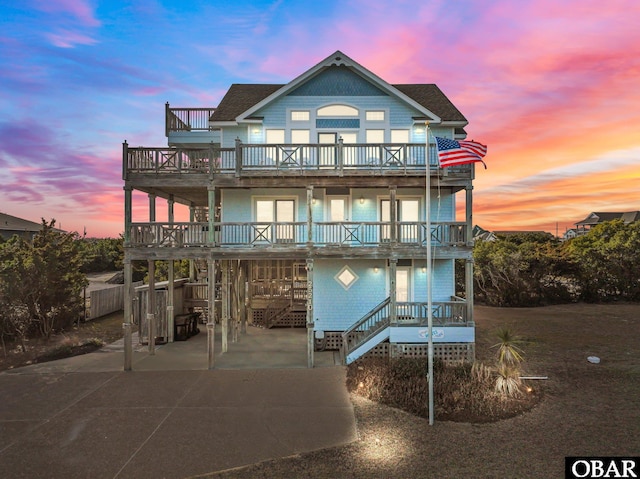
[434,137,487,168]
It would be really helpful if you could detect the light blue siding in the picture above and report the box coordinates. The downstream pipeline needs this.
[288,67,387,96]
[222,187,455,225]
[313,258,454,332]
[220,126,248,148]
[313,259,387,332]
[413,260,455,303]
[221,188,308,222]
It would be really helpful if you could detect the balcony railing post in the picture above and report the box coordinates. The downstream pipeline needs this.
[208,142,215,180]
[235,138,242,177]
[122,140,128,181]
[307,186,314,246]
[338,138,344,176]
[165,102,170,137]
[390,186,397,243]
[208,186,216,245]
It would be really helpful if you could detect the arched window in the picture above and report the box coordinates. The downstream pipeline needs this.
[317,104,359,117]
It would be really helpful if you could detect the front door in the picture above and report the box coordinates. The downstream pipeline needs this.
[326,196,351,243]
[396,266,412,318]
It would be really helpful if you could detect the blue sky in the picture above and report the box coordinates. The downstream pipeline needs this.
[1,0,639,237]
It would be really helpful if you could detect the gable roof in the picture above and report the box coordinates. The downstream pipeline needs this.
[575,212,637,226]
[210,51,466,125]
[0,212,46,233]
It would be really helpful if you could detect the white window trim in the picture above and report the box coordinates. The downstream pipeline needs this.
[366,110,385,121]
[290,110,310,121]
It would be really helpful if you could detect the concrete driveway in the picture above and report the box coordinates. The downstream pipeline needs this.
[0,328,357,478]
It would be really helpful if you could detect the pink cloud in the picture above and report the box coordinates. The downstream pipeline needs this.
[46,30,98,48]
[30,0,100,27]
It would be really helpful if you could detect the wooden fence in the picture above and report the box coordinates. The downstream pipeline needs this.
[86,281,143,320]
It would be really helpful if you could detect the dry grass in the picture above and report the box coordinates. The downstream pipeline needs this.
[199,302,640,479]
[0,311,123,371]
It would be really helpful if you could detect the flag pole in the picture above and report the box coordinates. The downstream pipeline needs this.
[425,121,434,425]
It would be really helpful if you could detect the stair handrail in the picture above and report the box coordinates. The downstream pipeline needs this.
[341,297,391,360]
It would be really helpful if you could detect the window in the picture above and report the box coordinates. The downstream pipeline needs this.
[366,129,385,143]
[380,198,420,242]
[291,110,309,121]
[366,110,385,121]
[255,199,295,242]
[335,265,359,290]
[265,129,285,144]
[317,105,358,117]
[291,129,310,144]
[391,129,409,144]
[340,133,358,144]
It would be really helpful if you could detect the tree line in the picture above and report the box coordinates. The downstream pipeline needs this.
[0,220,190,350]
[471,219,640,306]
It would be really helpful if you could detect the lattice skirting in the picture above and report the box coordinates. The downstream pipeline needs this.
[252,310,265,326]
[389,343,475,363]
[317,331,475,363]
[252,310,306,328]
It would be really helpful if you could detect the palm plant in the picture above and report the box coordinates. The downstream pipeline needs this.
[493,327,525,366]
[492,327,525,397]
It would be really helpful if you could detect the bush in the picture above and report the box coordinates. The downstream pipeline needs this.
[347,357,538,422]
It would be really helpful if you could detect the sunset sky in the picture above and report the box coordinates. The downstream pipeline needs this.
[1,0,639,238]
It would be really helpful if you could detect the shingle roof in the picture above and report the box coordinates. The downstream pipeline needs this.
[210,82,466,123]
[621,211,640,223]
[575,212,626,226]
[393,84,466,122]
[210,84,283,122]
[0,212,45,232]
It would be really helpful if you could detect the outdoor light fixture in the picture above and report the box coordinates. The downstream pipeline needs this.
[312,197,316,205]
[422,266,427,273]
[360,195,364,204]
[374,266,379,273]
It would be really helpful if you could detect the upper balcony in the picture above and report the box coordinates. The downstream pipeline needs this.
[165,105,220,146]
[123,141,473,182]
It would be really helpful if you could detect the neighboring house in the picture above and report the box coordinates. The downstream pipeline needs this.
[0,212,64,241]
[473,225,497,242]
[122,50,477,368]
[573,211,640,236]
[562,228,579,240]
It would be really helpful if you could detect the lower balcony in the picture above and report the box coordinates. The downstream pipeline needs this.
[127,221,468,248]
